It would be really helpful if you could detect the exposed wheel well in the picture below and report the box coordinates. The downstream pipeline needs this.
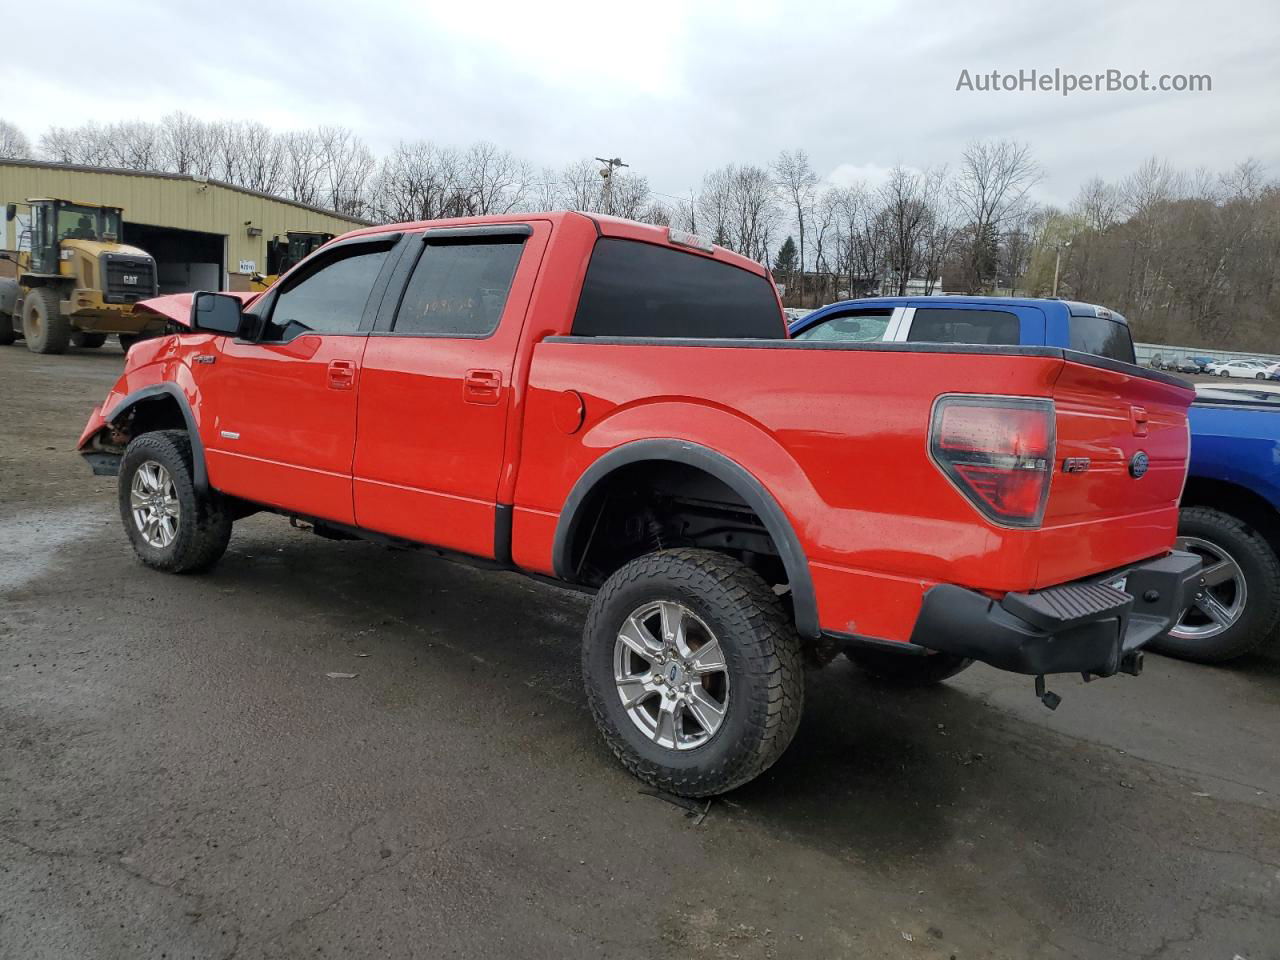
[1181,477,1280,555]
[564,458,789,595]
[116,394,189,437]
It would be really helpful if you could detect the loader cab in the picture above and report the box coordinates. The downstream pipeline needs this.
[267,231,335,276]
[14,199,124,275]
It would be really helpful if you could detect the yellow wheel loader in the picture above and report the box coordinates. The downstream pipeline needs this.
[0,199,164,354]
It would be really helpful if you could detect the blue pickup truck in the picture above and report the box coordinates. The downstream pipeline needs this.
[791,297,1280,663]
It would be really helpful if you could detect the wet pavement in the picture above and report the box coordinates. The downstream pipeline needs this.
[2,345,1277,959]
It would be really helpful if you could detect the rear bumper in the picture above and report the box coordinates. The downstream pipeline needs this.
[909,551,1202,677]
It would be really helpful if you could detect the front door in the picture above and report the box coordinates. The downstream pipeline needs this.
[199,235,400,524]
[352,223,548,557]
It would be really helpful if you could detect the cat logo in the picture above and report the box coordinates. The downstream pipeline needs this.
[122,274,138,285]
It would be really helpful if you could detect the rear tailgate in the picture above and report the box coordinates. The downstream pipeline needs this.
[1037,352,1193,587]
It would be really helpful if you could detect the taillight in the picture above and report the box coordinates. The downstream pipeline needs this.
[929,395,1055,528]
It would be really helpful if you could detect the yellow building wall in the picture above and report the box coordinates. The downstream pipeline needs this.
[1,162,365,287]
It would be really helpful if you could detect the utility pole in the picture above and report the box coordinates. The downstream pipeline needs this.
[595,156,629,216]
[1052,240,1071,297]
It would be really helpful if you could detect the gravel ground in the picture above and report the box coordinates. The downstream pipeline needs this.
[1,343,1277,960]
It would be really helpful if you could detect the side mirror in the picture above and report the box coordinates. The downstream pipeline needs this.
[4,203,15,222]
[191,291,243,336]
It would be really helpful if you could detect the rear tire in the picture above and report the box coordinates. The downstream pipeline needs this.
[1150,506,1280,663]
[71,331,107,349]
[846,647,973,686]
[582,549,804,797]
[118,431,232,573]
[0,311,14,346]
[22,288,71,354]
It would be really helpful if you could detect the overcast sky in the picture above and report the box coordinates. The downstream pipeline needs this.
[4,0,1277,206]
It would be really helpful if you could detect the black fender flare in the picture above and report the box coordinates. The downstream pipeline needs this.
[107,383,209,493]
[551,439,819,638]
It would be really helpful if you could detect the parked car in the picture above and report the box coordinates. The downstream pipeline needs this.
[1206,358,1270,378]
[79,220,1199,796]
[792,296,1277,662]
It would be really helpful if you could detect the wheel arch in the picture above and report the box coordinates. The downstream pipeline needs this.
[552,439,819,638]
[1182,476,1280,557]
[107,384,209,493]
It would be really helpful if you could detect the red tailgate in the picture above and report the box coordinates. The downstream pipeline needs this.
[1036,358,1193,586]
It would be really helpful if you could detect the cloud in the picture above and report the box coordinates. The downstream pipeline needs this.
[1,0,1275,205]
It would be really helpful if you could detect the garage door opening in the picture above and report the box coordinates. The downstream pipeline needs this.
[122,223,225,294]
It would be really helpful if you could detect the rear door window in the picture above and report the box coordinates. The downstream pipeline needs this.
[572,238,784,339]
[392,237,525,338]
[907,308,1020,345]
[1069,315,1136,363]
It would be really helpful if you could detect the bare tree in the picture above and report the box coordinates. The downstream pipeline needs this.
[879,165,950,295]
[773,150,818,303]
[0,119,32,159]
[953,139,1042,291]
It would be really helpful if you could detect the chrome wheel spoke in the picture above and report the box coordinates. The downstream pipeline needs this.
[688,636,725,674]
[1196,592,1234,626]
[1201,559,1235,587]
[686,686,725,735]
[658,601,686,655]
[618,616,663,663]
[654,699,678,748]
[616,675,654,709]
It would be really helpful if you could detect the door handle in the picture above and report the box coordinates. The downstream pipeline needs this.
[464,369,502,405]
[327,359,357,390]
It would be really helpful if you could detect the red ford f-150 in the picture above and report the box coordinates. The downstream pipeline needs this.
[78,212,1202,796]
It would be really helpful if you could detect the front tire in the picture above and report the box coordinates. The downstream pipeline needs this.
[846,647,973,685]
[1150,506,1280,663]
[582,549,804,797]
[22,288,71,354]
[118,431,232,573]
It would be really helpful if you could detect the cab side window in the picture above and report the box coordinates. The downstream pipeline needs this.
[392,237,525,337]
[266,244,391,339]
[907,308,1019,345]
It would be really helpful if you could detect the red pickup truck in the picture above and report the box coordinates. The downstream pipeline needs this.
[79,212,1201,796]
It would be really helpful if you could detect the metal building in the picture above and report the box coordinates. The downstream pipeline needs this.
[0,159,367,293]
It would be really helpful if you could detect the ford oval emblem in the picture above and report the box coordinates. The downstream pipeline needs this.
[1129,451,1150,479]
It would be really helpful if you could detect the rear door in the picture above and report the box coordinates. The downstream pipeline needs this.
[351,223,549,557]
[200,233,401,524]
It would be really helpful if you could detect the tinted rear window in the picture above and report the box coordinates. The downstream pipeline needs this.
[571,238,783,339]
[1069,315,1135,363]
[907,308,1019,345]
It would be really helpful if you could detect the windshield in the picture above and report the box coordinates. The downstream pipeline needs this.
[55,204,122,242]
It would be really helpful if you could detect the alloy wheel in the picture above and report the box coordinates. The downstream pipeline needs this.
[1170,535,1247,641]
[613,600,730,750]
[130,460,180,548]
